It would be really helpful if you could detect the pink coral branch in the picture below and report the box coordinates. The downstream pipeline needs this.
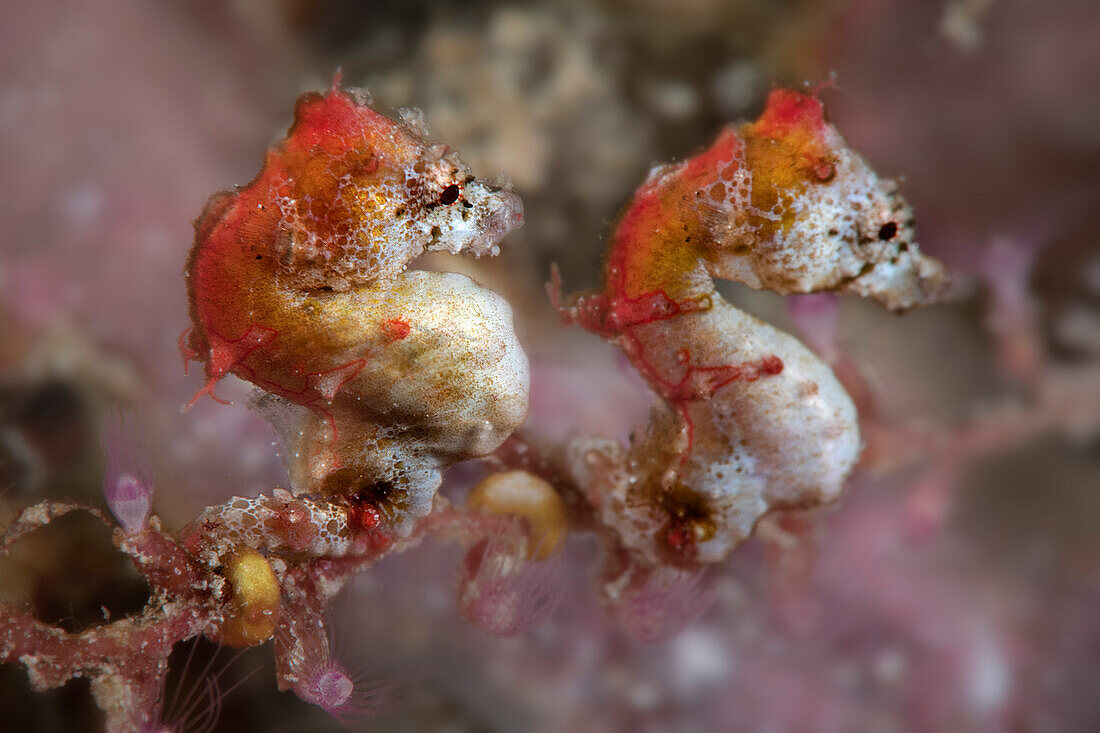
[0,503,213,732]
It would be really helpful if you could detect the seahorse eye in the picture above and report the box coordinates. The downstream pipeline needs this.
[439,184,461,205]
[878,221,898,241]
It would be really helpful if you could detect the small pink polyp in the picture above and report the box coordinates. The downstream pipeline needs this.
[457,532,566,637]
[101,408,154,534]
[310,665,355,711]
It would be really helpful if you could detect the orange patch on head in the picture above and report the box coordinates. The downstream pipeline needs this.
[740,89,838,236]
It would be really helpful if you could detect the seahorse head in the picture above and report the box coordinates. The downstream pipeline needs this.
[185,81,527,409]
[741,88,915,262]
[191,83,523,296]
[687,88,948,309]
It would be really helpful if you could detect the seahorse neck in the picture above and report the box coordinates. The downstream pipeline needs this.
[604,185,714,304]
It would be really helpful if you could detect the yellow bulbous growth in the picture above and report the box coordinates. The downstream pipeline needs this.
[219,547,280,647]
[467,471,568,560]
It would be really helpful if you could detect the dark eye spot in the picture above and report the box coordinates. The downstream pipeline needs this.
[877,222,898,241]
[439,184,460,205]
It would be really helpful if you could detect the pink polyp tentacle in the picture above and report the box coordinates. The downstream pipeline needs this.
[100,408,155,533]
[456,525,566,637]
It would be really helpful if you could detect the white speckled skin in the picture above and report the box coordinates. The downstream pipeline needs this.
[707,126,951,311]
[563,90,948,564]
[259,271,530,531]
[631,303,859,562]
[188,86,529,533]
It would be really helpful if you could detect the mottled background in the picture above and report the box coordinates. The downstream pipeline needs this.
[1,1,1099,731]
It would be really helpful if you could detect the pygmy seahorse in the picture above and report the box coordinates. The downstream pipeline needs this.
[186,80,528,532]
[559,88,950,565]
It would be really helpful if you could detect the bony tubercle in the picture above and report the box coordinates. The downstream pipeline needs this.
[219,547,280,647]
[467,471,568,560]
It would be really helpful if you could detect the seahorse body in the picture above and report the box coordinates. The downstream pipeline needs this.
[562,89,949,564]
[186,84,528,529]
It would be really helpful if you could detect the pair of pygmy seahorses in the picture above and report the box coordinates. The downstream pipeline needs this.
[185,81,947,564]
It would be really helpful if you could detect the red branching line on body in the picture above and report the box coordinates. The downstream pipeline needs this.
[306,360,368,403]
[178,326,198,375]
[184,325,278,411]
[184,377,233,410]
[553,266,783,461]
[550,265,712,338]
[188,313,408,457]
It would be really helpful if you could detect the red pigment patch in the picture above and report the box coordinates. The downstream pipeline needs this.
[554,274,711,339]
[348,502,381,533]
[663,521,698,563]
[207,325,278,378]
[346,495,395,554]
[284,85,398,161]
[383,318,411,341]
[813,161,836,182]
[612,289,711,331]
[752,89,828,141]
